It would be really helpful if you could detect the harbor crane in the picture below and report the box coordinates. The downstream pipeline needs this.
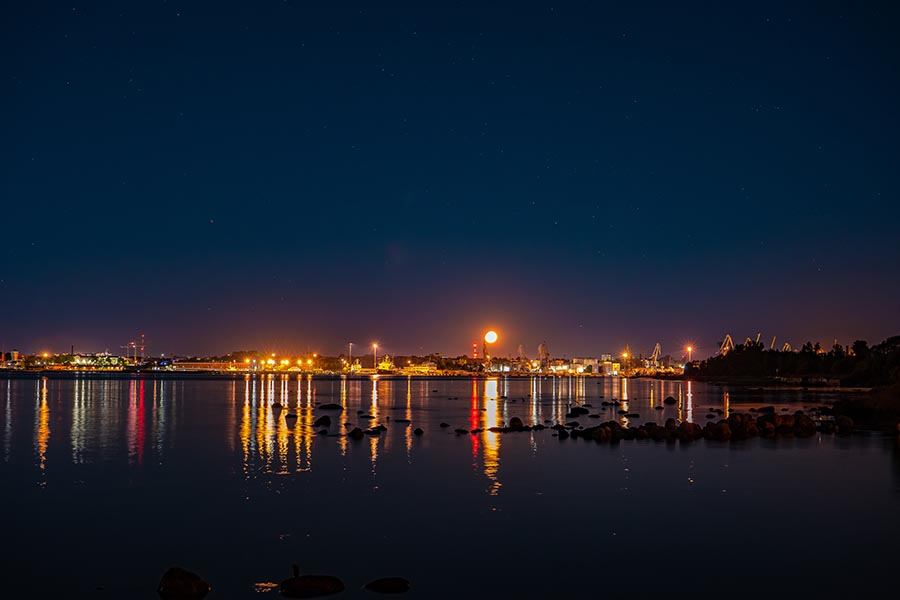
[719,334,735,355]
[649,343,661,366]
[720,332,794,355]
[120,333,147,364]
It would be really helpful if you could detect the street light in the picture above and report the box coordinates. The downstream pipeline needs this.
[373,343,378,369]
[687,346,693,362]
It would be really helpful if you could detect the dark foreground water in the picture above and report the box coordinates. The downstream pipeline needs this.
[1,374,898,599]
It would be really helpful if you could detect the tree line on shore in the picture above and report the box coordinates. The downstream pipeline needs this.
[684,335,900,387]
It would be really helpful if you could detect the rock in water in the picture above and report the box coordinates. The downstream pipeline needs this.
[317,403,343,411]
[313,415,332,428]
[835,415,854,434]
[364,577,411,594]
[663,396,677,405]
[508,416,524,429]
[348,427,365,440]
[279,565,343,598]
[157,566,210,600]
[280,575,344,598]
[413,428,424,436]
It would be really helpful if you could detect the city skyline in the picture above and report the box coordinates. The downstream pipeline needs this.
[3,2,899,357]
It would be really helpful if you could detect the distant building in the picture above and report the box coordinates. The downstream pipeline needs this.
[572,357,600,373]
[600,361,621,376]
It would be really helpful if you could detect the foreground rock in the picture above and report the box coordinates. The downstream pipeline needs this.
[317,403,343,411]
[364,577,411,594]
[157,566,210,600]
[280,565,344,598]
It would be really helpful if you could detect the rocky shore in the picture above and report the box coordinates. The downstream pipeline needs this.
[832,384,900,433]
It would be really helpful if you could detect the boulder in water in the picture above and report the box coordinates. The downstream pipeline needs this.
[157,566,210,600]
[364,577,411,594]
[280,565,344,598]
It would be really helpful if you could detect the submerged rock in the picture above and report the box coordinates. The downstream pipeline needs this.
[365,577,411,594]
[313,415,332,428]
[663,396,677,405]
[317,403,343,411]
[348,427,365,440]
[157,566,210,600]
[508,416,525,429]
[439,422,450,428]
[835,415,854,434]
[454,428,469,435]
[280,565,344,598]
[413,428,424,436]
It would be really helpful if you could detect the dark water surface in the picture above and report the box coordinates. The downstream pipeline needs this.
[2,374,898,598]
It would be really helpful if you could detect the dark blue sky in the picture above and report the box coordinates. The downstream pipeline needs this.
[2,1,899,359]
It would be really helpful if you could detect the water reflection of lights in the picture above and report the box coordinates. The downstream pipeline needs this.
[71,378,87,464]
[4,382,11,462]
[469,378,480,465]
[482,378,502,496]
[338,377,348,455]
[239,376,315,477]
[35,378,50,472]
[405,378,413,458]
[686,381,693,423]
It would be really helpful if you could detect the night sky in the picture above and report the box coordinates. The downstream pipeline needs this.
[2,1,899,359]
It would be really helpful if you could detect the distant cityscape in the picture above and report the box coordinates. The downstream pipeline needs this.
[0,338,686,377]
[3,330,882,381]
